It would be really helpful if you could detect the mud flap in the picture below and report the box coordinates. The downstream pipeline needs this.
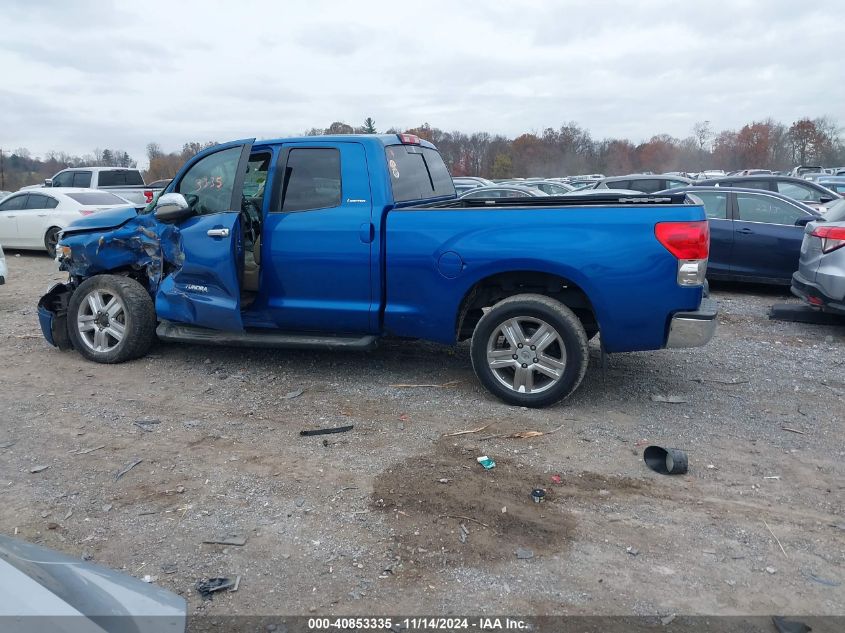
[37,283,74,350]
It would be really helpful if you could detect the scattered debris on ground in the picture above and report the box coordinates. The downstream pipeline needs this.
[114,459,142,480]
[196,576,240,600]
[650,395,688,404]
[299,424,353,437]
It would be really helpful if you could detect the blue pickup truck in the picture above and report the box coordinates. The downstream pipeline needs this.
[38,134,716,407]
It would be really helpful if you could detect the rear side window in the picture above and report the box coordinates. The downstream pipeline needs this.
[66,192,128,205]
[25,194,50,209]
[604,179,629,189]
[280,148,341,212]
[665,179,689,189]
[386,145,455,203]
[72,172,92,187]
[99,170,144,186]
[694,192,728,219]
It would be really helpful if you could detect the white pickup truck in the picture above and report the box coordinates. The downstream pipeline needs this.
[27,167,164,207]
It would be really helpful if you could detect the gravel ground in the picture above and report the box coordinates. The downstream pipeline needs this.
[0,251,843,618]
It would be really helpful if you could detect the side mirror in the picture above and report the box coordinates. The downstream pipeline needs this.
[819,195,834,204]
[795,216,814,227]
[154,193,193,223]
[44,178,53,187]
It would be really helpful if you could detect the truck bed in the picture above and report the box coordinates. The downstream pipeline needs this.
[383,192,705,352]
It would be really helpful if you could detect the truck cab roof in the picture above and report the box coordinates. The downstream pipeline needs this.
[253,134,437,151]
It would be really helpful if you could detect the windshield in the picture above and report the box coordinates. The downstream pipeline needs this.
[385,145,455,203]
[66,192,128,205]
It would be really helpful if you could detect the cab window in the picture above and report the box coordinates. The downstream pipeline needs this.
[279,148,341,212]
[51,171,74,187]
[175,146,243,216]
[72,172,92,187]
[386,145,455,203]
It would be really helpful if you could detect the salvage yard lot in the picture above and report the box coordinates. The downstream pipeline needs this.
[1,252,843,617]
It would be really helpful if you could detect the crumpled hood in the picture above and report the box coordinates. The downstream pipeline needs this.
[62,206,139,234]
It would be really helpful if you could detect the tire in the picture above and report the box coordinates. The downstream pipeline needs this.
[67,275,156,364]
[470,293,589,408]
[44,227,62,259]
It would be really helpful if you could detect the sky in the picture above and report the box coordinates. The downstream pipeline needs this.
[1,0,843,168]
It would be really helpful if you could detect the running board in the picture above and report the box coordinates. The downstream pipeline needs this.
[156,321,378,351]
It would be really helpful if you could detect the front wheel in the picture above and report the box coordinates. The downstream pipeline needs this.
[44,227,62,259]
[470,294,589,408]
[67,275,156,363]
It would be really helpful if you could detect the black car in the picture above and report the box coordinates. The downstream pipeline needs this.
[593,174,693,193]
[695,175,840,206]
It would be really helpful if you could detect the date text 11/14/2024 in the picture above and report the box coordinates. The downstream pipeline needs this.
[307,617,529,630]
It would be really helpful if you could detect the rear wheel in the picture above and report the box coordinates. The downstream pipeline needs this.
[44,227,61,258]
[470,293,589,408]
[67,275,156,363]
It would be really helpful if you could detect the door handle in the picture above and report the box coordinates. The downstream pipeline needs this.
[207,228,230,238]
[6,215,15,218]
[737,227,753,234]
[37,214,47,217]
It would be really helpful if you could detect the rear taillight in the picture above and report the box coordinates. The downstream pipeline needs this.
[655,221,710,259]
[655,221,710,286]
[144,190,154,203]
[811,225,845,253]
[398,133,421,145]
[79,209,96,216]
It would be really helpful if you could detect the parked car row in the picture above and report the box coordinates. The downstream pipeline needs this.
[21,166,164,207]
[0,188,135,257]
[661,186,822,285]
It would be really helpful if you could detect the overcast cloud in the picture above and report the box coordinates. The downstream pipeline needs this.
[1,0,843,167]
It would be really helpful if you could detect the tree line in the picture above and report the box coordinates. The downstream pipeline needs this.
[0,147,136,191]
[2,116,842,191]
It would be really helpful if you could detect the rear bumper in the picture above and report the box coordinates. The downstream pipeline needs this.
[791,272,845,315]
[665,298,718,348]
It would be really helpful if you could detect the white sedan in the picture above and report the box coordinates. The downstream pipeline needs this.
[0,188,132,257]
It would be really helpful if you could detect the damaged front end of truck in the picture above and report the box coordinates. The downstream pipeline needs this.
[37,206,184,349]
